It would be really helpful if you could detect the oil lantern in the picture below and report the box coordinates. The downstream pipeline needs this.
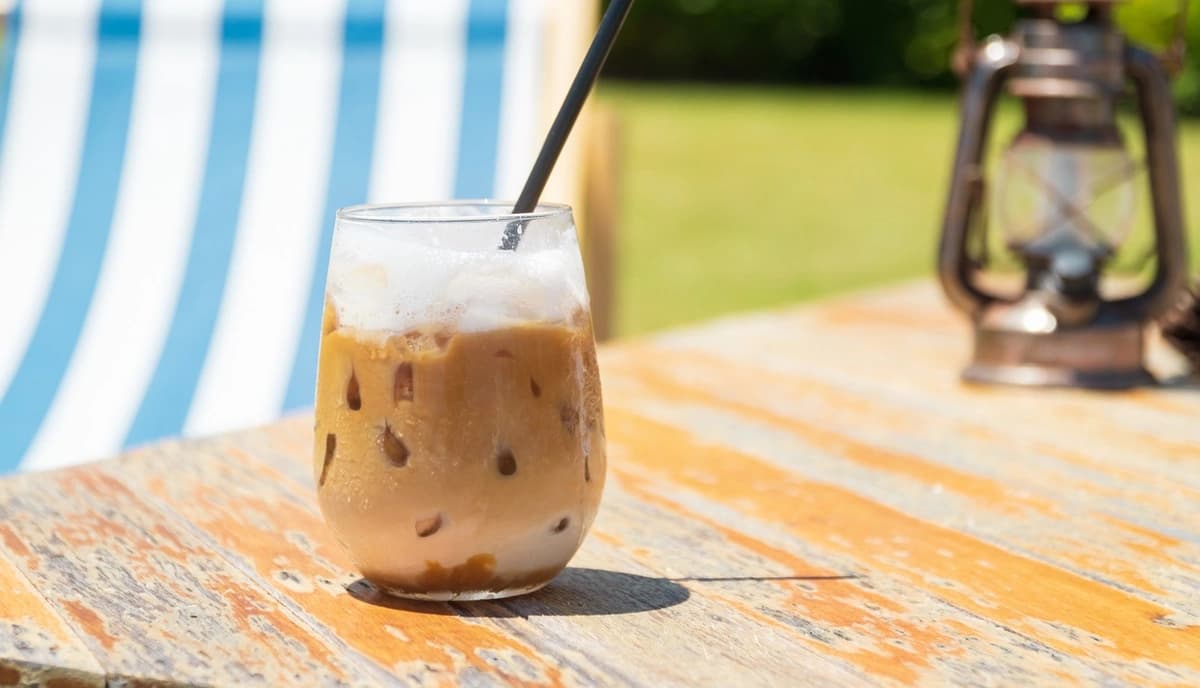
[938,0,1190,388]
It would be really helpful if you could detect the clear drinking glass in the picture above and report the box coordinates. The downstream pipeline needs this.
[313,202,606,600]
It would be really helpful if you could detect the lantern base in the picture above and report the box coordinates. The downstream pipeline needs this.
[964,308,1156,390]
[963,361,1156,390]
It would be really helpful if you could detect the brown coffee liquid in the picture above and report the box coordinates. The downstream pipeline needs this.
[314,302,605,597]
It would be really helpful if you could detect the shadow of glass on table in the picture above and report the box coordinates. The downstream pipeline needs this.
[668,575,858,583]
[347,568,689,617]
[347,567,857,618]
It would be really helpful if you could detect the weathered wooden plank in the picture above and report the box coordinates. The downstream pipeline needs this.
[832,280,1192,384]
[759,293,1200,451]
[2,279,1195,687]
[239,293,1200,686]
[229,411,1163,687]
[600,349,1200,612]
[474,532,867,687]
[599,407,1200,685]
[0,465,383,687]
[117,435,869,686]
[606,342,1198,507]
[645,299,1200,492]
[113,440,586,687]
[0,532,104,688]
[600,475,1127,686]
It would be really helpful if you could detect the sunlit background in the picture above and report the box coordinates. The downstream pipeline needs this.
[598,0,1200,336]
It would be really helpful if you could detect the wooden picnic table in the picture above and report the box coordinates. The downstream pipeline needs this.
[0,281,1196,687]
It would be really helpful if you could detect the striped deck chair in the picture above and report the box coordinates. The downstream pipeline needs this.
[0,0,616,472]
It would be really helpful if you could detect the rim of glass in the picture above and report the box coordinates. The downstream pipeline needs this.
[336,200,572,224]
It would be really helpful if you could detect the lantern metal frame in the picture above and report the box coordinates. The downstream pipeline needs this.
[938,0,1190,388]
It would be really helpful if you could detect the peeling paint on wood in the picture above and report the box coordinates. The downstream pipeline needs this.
[604,474,1129,685]
[601,352,1200,608]
[0,467,373,687]
[114,444,577,686]
[0,281,1195,686]
[0,532,103,687]
[598,407,1200,684]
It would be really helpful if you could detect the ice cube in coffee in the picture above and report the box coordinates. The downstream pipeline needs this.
[313,203,605,600]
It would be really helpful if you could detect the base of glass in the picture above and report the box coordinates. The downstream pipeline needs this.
[379,579,552,602]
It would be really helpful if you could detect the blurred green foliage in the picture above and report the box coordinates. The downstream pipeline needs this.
[599,83,1200,336]
[606,0,1200,113]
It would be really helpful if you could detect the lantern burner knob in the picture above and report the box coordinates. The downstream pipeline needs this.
[1051,250,1097,293]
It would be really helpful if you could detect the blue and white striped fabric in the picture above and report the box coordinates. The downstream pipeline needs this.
[0,0,553,472]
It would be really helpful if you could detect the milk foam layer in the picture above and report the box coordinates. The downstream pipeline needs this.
[328,219,590,333]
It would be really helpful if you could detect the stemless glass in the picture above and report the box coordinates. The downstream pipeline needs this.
[313,202,606,600]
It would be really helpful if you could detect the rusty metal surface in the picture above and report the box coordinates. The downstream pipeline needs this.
[0,281,1196,686]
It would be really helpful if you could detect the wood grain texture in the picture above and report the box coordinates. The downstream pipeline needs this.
[0,280,1195,686]
[129,431,866,686]
[0,535,103,687]
[0,465,377,686]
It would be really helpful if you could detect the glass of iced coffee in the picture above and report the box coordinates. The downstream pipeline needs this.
[313,202,605,600]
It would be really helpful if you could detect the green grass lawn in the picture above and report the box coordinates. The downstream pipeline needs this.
[599,82,1200,337]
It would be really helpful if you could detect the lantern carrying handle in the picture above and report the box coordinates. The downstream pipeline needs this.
[1110,46,1190,319]
[939,39,1020,316]
[954,0,1190,77]
[1163,0,1191,75]
[953,0,976,77]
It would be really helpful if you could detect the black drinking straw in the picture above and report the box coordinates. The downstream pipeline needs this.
[499,0,635,250]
